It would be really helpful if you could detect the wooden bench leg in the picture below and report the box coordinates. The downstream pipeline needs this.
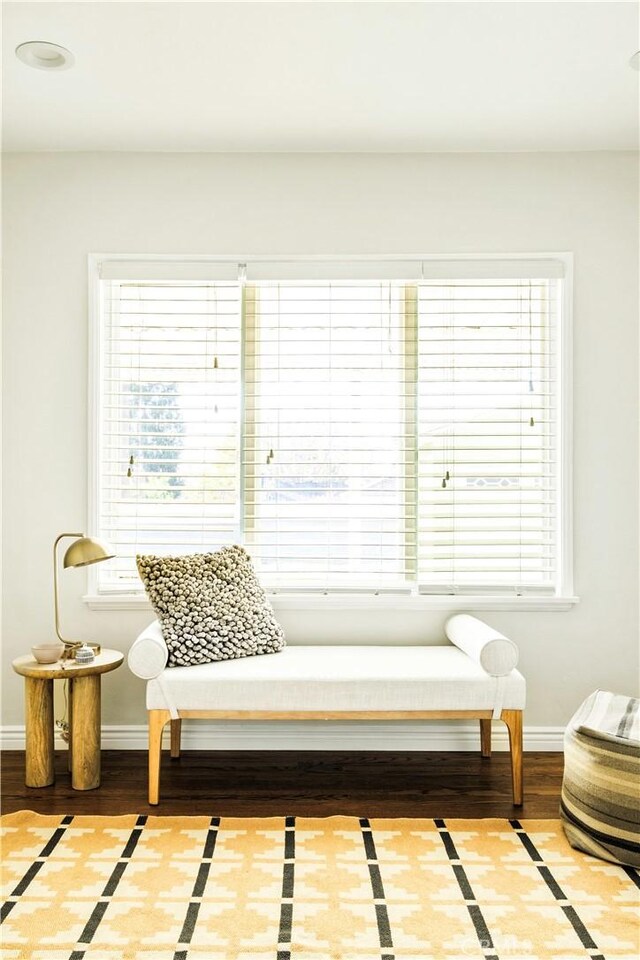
[502,709,523,806]
[170,718,182,759]
[148,709,171,805]
[479,719,492,758]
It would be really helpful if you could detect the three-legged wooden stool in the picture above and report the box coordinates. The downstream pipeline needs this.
[12,649,123,790]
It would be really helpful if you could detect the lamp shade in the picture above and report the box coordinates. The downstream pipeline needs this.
[63,536,115,569]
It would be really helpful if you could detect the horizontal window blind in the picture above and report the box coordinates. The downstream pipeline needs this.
[417,278,559,592]
[244,283,412,589]
[94,257,564,596]
[97,279,242,590]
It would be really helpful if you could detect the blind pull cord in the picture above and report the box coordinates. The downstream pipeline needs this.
[528,283,535,425]
[211,284,219,412]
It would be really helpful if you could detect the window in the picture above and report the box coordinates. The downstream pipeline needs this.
[91,256,570,600]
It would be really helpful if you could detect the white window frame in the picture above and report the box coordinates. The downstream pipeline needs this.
[85,252,576,611]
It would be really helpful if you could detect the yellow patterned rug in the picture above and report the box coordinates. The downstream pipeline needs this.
[1,813,638,960]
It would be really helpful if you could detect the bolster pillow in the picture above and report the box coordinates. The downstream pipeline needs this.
[445,614,519,676]
[128,620,169,679]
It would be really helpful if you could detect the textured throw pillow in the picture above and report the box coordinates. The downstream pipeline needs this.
[136,545,285,667]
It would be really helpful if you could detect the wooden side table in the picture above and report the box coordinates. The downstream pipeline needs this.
[12,649,123,790]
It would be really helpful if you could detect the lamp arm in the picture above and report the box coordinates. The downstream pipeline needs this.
[53,532,84,646]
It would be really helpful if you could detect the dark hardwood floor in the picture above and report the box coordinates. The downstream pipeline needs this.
[1,749,563,818]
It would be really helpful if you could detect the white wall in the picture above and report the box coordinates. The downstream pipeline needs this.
[2,152,638,745]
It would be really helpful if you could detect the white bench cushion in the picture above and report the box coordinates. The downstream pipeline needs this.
[146,644,525,714]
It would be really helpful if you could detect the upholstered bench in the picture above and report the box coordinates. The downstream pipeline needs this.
[128,613,526,805]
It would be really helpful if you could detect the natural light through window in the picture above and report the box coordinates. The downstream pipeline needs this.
[92,257,568,600]
[245,284,409,589]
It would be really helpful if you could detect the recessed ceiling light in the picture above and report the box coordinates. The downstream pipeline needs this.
[15,41,74,71]
[630,51,640,71]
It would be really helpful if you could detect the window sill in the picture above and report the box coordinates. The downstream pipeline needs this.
[83,592,579,613]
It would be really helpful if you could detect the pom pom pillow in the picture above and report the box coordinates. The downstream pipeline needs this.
[136,545,285,667]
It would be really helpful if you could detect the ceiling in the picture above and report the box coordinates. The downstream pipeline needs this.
[2,1,639,152]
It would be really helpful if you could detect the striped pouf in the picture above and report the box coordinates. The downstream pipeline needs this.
[561,689,640,866]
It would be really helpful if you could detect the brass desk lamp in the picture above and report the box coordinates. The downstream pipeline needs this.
[54,533,115,657]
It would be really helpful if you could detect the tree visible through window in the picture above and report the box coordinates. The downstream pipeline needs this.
[126,382,184,499]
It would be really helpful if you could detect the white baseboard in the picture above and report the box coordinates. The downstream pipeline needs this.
[0,722,564,752]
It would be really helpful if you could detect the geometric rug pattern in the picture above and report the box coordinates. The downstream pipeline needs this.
[1,813,639,960]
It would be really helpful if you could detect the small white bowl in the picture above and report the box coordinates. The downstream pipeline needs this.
[31,643,64,664]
